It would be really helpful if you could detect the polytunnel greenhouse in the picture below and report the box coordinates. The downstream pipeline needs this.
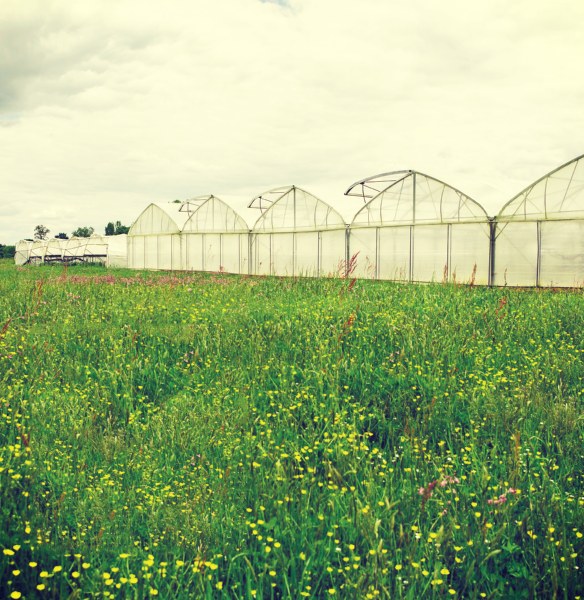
[494,154,584,287]
[345,170,491,284]
[128,203,189,270]
[14,240,33,265]
[14,235,128,266]
[182,195,249,274]
[128,197,249,273]
[249,186,347,277]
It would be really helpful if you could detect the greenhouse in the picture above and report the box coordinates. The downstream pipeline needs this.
[29,240,48,263]
[182,195,249,274]
[128,203,189,270]
[14,236,128,266]
[45,238,67,263]
[249,186,347,277]
[494,154,584,287]
[345,170,491,284]
[14,240,33,266]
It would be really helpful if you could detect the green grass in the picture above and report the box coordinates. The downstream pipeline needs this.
[0,259,582,599]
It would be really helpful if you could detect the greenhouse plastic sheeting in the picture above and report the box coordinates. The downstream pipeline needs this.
[346,171,491,284]
[181,196,249,274]
[249,186,346,276]
[15,240,33,265]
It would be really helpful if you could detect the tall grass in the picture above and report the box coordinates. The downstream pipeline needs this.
[0,259,582,598]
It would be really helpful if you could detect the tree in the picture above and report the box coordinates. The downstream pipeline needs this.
[105,220,130,236]
[114,221,130,235]
[71,226,94,238]
[55,232,69,239]
[0,244,16,259]
[34,224,49,240]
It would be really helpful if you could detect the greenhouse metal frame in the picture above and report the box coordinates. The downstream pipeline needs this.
[249,186,347,277]
[15,154,584,288]
[494,154,584,287]
[345,170,492,285]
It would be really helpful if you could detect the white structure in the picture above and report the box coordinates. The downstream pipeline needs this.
[128,198,248,273]
[249,186,347,277]
[15,235,128,267]
[182,195,249,274]
[14,240,33,265]
[128,203,188,270]
[346,171,491,284]
[45,238,67,263]
[494,154,584,287]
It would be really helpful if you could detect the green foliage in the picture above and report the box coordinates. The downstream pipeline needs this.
[33,224,49,240]
[105,221,130,236]
[0,245,15,259]
[71,226,95,238]
[0,265,582,598]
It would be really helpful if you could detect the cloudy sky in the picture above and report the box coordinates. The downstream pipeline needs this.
[1,0,583,242]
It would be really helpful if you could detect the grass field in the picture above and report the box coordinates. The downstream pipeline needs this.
[0,259,582,599]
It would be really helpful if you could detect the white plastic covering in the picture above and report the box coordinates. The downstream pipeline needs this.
[14,235,127,266]
[495,154,584,286]
[29,240,48,262]
[249,186,347,277]
[105,234,128,268]
[128,198,249,273]
[128,203,189,270]
[15,240,33,265]
[45,238,67,262]
[63,237,88,262]
[84,235,109,262]
[182,196,249,274]
[346,171,490,284]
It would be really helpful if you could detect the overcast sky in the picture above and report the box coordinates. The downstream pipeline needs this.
[1,0,583,242]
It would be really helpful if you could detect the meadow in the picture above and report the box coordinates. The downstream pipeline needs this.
[0,259,582,599]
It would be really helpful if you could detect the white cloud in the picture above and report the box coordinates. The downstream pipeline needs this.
[1,0,584,241]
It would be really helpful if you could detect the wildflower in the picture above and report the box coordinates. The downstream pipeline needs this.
[10,592,22,599]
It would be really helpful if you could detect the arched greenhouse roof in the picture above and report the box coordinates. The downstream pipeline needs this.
[497,154,584,221]
[346,170,489,226]
[182,195,249,233]
[129,202,192,235]
[249,185,346,232]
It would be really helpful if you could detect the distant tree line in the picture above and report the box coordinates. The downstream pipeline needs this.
[0,244,16,259]
[31,221,130,241]
[0,222,132,257]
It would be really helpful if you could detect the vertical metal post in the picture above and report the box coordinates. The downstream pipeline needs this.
[345,225,350,277]
[488,219,496,287]
[317,231,322,277]
[536,221,541,287]
[409,225,414,282]
[201,233,205,272]
[446,223,452,282]
[411,172,416,283]
[375,227,380,279]
[248,232,253,276]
